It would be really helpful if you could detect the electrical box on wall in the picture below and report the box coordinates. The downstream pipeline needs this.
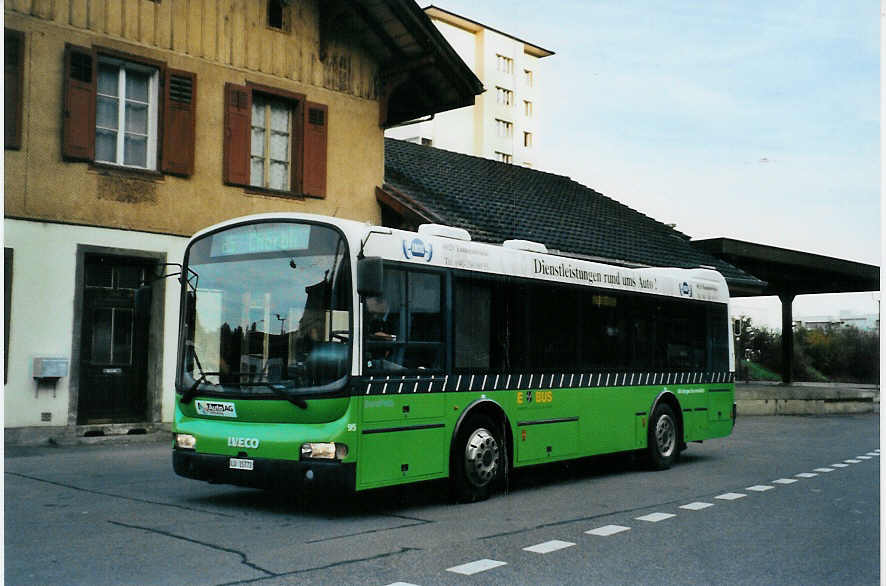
[32,357,69,380]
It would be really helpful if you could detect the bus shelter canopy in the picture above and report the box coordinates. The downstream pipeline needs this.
[692,238,879,298]
[692,237,879,385]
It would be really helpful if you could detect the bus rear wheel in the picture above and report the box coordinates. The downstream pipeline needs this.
[647,403,678,470]
[452,414,503,502]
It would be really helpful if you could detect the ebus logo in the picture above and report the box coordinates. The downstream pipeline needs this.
[402,237,433,262]
[517,390,553,404]
[679,281,693,297]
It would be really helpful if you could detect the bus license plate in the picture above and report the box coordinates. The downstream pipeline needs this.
[229,458,253,471]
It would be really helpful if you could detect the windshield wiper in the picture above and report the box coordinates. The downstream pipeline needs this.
[239,382,308,409]
[180,345,215,404]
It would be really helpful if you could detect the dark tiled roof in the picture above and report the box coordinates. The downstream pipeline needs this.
[383,138,764,289]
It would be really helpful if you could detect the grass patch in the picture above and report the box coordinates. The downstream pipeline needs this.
[742,360,781,381]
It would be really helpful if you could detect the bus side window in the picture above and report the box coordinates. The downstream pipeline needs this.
[455,278,491,370]
[363,269,443,373]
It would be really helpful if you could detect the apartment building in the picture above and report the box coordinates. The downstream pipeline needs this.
[386,5,553,167]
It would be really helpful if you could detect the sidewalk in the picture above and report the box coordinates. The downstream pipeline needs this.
[735,381,879,416]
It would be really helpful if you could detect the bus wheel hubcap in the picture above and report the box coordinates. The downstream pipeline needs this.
[656,414,675,457]
[464,428,499,487]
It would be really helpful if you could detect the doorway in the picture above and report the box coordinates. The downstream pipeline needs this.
[77,254,153,424]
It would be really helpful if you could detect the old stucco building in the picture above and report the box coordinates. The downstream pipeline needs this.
[4,0,480,442]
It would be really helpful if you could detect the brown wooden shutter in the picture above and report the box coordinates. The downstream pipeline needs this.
[62,44,95,161]
[302,102,328,198]
[161,69,197,176]
[5,30,24,150]
[223,82,251,186]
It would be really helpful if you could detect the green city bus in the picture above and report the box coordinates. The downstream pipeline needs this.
[172,213,736,501]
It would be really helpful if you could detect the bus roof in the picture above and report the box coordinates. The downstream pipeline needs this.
[189,214,730,304]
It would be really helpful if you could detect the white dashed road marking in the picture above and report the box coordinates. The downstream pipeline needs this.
[523,540,576,554]
[680,502,714,510]
[446,559,507,576]
[586,525,631,536]
[396,448,880,584]
[636,512,675,522]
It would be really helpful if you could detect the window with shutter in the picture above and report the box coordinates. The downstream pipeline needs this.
[223,84,328,199]
[61,46,196,175]
[5,29,24,150]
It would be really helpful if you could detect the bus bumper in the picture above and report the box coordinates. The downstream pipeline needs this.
[173,449,356,493]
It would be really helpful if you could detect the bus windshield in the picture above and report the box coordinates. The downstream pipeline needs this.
[179,222,352,398]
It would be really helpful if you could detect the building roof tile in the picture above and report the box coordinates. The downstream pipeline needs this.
[383,138,764,290]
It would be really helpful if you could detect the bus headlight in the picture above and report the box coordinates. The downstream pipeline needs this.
[175,433,197,449]
[300,442,348,460]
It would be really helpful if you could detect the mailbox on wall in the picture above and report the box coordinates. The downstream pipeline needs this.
[32,357,69,380]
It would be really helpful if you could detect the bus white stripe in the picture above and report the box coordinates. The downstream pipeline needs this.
[469,375,475,390]
[456,375,462,391]
[606,373,610,386]
[560,374,565,387]
[570,374,574,387]
[482,374,487,390]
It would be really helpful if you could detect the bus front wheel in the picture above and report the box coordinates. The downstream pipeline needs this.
[647,403,678,470]
[452,414,503,502]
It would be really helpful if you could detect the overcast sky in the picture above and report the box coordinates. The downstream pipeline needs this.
[426,1,881,329]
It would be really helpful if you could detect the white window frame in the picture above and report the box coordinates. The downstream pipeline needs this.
[524,100,533,117]
[496,87,513,106]
[524,69,534,86]
[496,54,514,73]
[95,57,159,170]
[495,151,512,164]
[250,93,294,192]
[496,119,513,138]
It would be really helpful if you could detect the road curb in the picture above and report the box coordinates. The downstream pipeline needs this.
[736,383,879,416]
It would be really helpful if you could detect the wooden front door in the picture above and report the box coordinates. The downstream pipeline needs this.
[78,255,151,424]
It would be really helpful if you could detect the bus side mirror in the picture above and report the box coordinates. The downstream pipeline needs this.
[357,257,383,297]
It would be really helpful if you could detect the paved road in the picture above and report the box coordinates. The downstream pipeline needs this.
[5,415,879,585]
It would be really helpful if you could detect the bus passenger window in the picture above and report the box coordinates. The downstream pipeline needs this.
[363,269,442,373]
[455,278,491,370]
